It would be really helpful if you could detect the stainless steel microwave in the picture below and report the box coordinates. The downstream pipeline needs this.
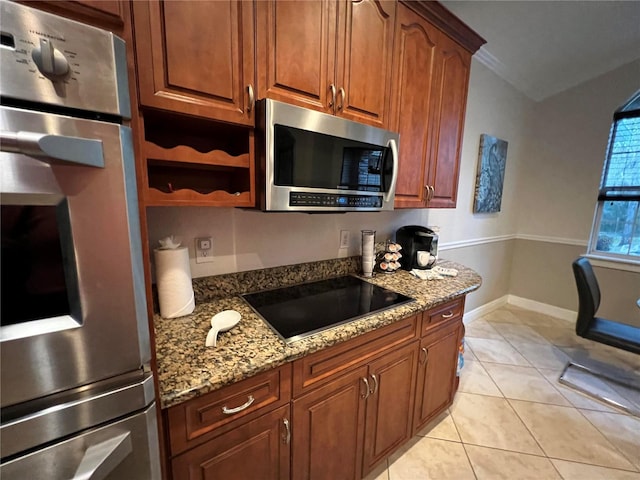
[257,99,399,212]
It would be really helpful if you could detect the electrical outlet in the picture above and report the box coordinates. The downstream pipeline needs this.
[195,237,214,264]
[339,230,350,249]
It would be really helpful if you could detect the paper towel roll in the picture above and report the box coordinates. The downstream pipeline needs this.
[154,246,195,318]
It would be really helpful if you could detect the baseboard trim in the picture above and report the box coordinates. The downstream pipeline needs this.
[463,295,509,324]
[507,295,577,323]
[463,295,577,324]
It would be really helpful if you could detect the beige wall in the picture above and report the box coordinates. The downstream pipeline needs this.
[509,59,640,325]
[516,59,640,240]
[441,240,515,312]
[510,240,583,311]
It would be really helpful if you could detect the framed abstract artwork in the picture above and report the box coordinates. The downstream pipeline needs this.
[473,134,508,213]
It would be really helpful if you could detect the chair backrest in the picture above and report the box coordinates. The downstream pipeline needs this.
[572,257,601,336]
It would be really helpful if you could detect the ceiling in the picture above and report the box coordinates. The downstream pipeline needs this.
[440,1,640,102]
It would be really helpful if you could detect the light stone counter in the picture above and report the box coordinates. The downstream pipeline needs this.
[154,259,481,409]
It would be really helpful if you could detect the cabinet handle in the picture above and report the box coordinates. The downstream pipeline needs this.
[424,185,429,204]
[282,418,291,444]
[426,185,433,202]
[338,87,345,110]
[442,311,454,319]
[329,84,337,110]
[369,374,378,395]
[221,395,254,414]
[247,84,255,113]
[361,377,370,399]
[420,347,429,365]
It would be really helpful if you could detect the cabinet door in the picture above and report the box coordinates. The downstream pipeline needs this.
[427,33,471,208]
[292,365,368,480]
[74,0,122,18]
[362,342,418,475]
[256,0,336,114]
[390,4,440,208]
[413,321,461,434]
[335,0,396,128]
[132,0,255,125]
[171,405,291,480]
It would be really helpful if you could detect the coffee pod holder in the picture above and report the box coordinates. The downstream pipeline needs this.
[376,240,402,274]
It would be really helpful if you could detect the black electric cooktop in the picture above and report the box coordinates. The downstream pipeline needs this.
[241,275,414,343]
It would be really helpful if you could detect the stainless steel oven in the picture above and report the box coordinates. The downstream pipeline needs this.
[0,1,161,478]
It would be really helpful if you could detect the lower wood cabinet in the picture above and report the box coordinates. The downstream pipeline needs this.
[291,341,418,480]
[292,365,369,480]
[165,297,466,480]
[413,319,462,434]
[171,404,291,480]
[362,342,418,475]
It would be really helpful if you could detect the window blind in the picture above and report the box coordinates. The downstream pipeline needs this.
[598,111,640,201]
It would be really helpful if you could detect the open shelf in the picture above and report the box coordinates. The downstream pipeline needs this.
[139,109,255,207]
[143,143,250,169]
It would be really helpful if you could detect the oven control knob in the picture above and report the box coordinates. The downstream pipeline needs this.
[32,38,70,78]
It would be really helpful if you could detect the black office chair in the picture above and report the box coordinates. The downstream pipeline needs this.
[559,258,640,416]
[572,257,640,355]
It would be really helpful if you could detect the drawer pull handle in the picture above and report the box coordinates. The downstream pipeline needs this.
[361,377,370,399]
[369,374,378,395]
[222,395,255,414]
[442,312,454,319]
[421,347,429,365]
[282,418,291,444]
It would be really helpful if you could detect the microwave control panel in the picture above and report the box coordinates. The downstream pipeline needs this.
[290,192,383,209]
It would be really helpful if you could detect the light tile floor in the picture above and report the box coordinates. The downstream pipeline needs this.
[365,304,640,480]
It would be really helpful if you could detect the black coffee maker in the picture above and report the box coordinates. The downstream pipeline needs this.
[395,226,439,270]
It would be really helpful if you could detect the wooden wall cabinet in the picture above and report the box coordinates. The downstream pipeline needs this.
[21,1,124,30]
[256,0,396,128]
[129,1,257,207]
[392,2,484,209]
[132,0,255,126]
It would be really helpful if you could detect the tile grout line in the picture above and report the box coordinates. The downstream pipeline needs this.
[575,408,640,473]
[445,409,479,480]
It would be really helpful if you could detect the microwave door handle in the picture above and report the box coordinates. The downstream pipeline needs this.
[384,138,398,204]
[0,130,104,168]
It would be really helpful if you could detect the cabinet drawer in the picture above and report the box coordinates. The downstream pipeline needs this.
[420,297,464,335]
[167,364,292,456]
[292,315,418,396]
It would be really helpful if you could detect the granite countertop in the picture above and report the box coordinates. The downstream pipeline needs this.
[154,259,481,409]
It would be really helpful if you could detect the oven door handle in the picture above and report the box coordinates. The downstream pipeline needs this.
[384,138,399,204]
[0,130,104,168]
[73,431,132,480]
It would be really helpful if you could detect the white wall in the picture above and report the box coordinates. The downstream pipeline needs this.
[147,60,533,314]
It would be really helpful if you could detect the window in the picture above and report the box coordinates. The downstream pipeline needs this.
[588,91,640,262]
